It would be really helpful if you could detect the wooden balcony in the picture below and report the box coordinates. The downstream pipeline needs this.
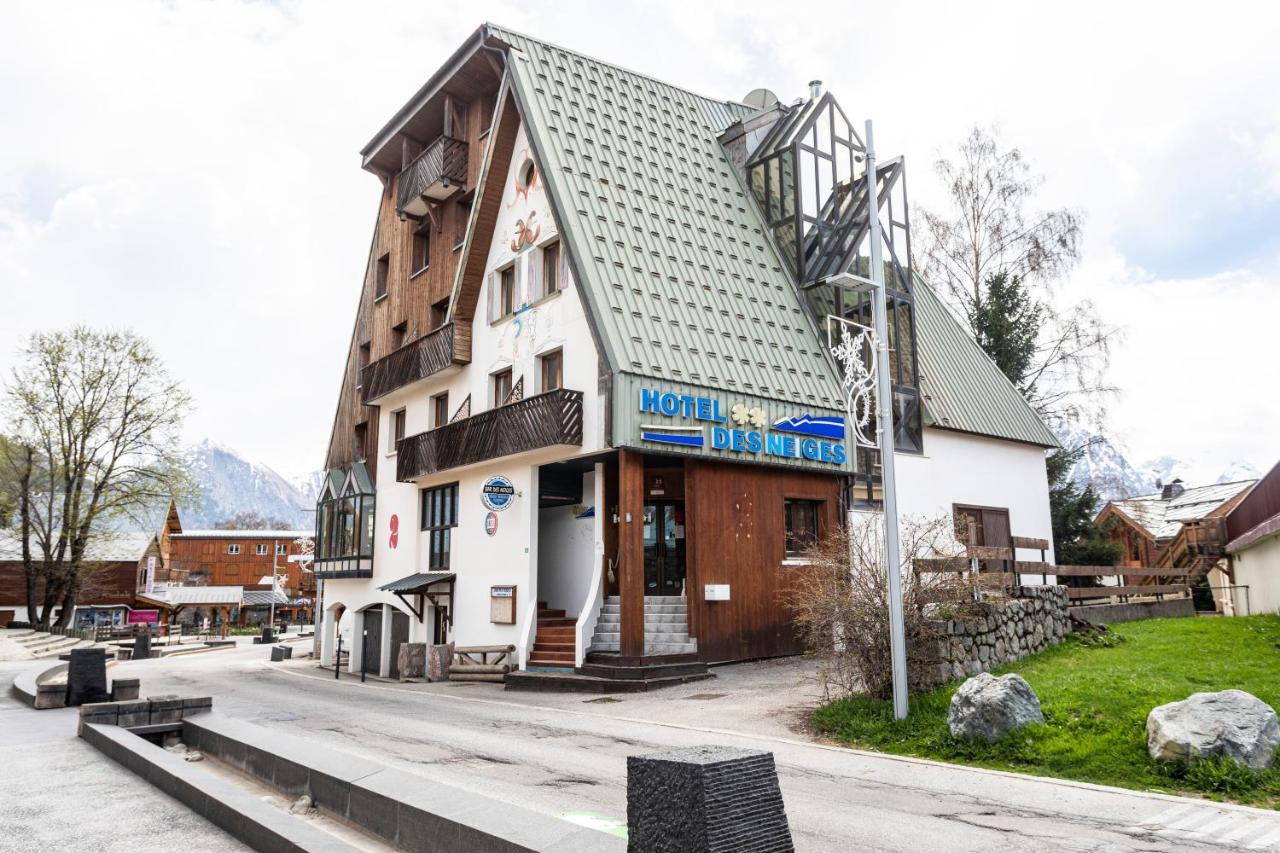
[396,389,584,481]
[360,321,471,404]
[396,136,468,218]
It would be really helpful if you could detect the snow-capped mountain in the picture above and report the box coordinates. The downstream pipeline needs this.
[181,439,316,529]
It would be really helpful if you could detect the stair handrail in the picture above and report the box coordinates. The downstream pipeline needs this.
[574,556,607,668]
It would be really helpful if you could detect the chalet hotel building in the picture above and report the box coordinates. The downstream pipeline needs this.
[314,25,1058,684]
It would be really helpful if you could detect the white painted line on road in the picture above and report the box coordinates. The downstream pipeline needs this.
[1139,804,1194,826]
[1247,824,1280,850]
[261,661,1280,829]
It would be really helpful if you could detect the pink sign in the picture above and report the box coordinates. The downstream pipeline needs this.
[128,609,159,624]
[389,513,400,549]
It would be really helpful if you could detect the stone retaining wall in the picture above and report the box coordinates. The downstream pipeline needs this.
[926,586,1070,685]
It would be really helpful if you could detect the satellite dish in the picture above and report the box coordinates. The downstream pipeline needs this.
[742,88,780,110]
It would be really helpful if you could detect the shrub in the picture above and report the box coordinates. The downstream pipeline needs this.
[787,513,978,701]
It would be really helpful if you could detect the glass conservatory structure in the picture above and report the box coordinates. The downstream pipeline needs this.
[314,461,376,579]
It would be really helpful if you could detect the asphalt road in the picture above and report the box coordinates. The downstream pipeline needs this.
[77,642,1280,852]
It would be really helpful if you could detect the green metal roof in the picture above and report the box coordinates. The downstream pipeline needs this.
[914,280,1059,448]
[487,24,1056,450]
[490,25,842,411]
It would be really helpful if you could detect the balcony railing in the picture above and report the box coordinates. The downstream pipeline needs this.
[397,389,584,481]
[360,321,471,404]
[396,136,468,218]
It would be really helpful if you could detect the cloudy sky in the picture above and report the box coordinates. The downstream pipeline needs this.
[2,0,1277,483]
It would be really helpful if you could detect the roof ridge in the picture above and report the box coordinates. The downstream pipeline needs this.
[484,22,750,112]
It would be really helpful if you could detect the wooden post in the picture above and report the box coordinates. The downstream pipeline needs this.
[618,449,645,658]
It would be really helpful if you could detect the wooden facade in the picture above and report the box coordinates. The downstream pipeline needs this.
[325,58,504,479]
[169,534,314,597]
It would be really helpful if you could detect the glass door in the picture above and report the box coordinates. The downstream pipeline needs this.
[643,501,686,596]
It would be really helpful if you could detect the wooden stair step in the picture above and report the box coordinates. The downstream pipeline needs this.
[537,609,567,619]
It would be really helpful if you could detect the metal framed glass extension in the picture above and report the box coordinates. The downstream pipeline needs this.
[314,461,376,579]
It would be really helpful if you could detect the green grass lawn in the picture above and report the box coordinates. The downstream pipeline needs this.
[813,615,1280,808]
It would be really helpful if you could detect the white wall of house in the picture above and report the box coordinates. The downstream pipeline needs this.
[324,119,607,668]
[1232,533,1280,615]
[537,471,598,616]
[895,427,1056,573]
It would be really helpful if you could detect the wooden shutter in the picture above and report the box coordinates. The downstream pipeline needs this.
[486,271,497,323]
[558,244,571,291]
[526,250,541,304]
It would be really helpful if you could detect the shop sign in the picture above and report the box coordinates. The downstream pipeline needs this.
[481,475,516,511]
[637,388,847,465]
[484,511,499,536]
[128,610,159,624]
[145,555,156,594]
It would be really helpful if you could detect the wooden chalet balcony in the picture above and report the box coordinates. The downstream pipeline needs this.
[396,389,584,481]
[360,321,471,404]
[396,136,468,218]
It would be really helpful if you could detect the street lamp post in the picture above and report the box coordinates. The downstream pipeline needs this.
[822,119,910,720]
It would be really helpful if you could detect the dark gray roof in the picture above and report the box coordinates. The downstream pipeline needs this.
[378,572,456,593]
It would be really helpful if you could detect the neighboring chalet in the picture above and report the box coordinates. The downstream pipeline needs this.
[1096,477,1257,611]
[1225,461,1280,615]
[166,528,315,624]
[314,24,1059,685]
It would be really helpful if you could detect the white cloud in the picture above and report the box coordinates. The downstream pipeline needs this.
[1,0,1277,478]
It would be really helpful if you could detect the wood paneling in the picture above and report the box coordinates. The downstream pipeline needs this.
[617,449,645,657]
[683,459,840,663]
[169,536,314,596]
[325,77,503,477]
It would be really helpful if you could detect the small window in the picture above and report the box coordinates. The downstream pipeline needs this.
[354,421,368,460]
[432,392,450,428]
[493,368,513,408]
[430,298,448,330]
[411,225,430,275]
[454,196,472,247]
[256,543,268,556]
[518,159,536,191]
[391,321,408,350]
[275,544,287,556]
[375,253,389,300]
[542,241,560,297]
[390,409,406,451]
[540,349,563,392]
[420,483,459,570]
[499,266,516,317]
[227,544,241,556]
[784,499,820,557]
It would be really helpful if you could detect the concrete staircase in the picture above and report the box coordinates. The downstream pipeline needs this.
[12,629,104,659]
[527,603,577,670]
[589,596,697,656]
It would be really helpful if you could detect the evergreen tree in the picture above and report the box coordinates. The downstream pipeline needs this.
[1047,443,1122,568]
[972,271,1042,386]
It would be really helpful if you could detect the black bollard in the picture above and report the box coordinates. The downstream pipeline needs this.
[334,635,343,679]
[133,627,152,660]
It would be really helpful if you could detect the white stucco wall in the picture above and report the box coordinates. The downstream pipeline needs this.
[537,471,598,616]
[1232,533,1280,616]
[894,427,1055,573]
[324,120,607,667]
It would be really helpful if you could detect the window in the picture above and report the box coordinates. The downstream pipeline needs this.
[539,349,562,392]
[357,341,371,389]
[354,421,368,460]
[227,544,241,556]
[454,195,472,247]
[391,321,408,350]
[411,224,430,275]
[432,392,450,428]
[493,368,513,408]
[953,504,1012,573]
[784,499,821,557]
[420,483,459,570]
[390,409,406,452]
[275,544,287,556]
[375,253,389,300]
[541,241,560,297]
[256,543,268,556]
[517,158,536,191]
[499,266,516,317]
[430,298,448,330]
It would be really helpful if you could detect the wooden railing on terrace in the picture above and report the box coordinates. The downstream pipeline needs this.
[359,321,471,404]
[396,135,468,215]
[396,389,583,481]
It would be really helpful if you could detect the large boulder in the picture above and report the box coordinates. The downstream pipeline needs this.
[948,673,1045,742]
[1147,690,1280,771]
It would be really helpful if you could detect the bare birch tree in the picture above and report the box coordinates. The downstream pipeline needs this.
[2,328,192,629]
[914,126,1116,423]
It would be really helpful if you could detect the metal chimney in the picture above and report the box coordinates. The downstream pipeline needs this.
[808,79,823,100]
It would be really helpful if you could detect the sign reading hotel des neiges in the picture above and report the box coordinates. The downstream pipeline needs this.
[637,388,847,465]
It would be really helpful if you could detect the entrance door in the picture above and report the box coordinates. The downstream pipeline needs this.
[388,609,410,678]
[361,607,382,675]
[643,501,686,596]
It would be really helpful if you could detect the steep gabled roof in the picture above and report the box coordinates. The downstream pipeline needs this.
[489,25,842,410]
[1105,479,1257,540]
[913,281,1060,448]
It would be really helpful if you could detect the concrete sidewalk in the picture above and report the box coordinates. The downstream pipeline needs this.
[0,664,247,852]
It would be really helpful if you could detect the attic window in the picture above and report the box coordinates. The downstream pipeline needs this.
[518,159,537,191]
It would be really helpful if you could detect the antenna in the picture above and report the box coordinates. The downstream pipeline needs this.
[742,88,780,110]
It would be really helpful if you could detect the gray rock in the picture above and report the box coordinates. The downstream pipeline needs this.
[1147,690,1280,771]
[948,673,1045,743]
